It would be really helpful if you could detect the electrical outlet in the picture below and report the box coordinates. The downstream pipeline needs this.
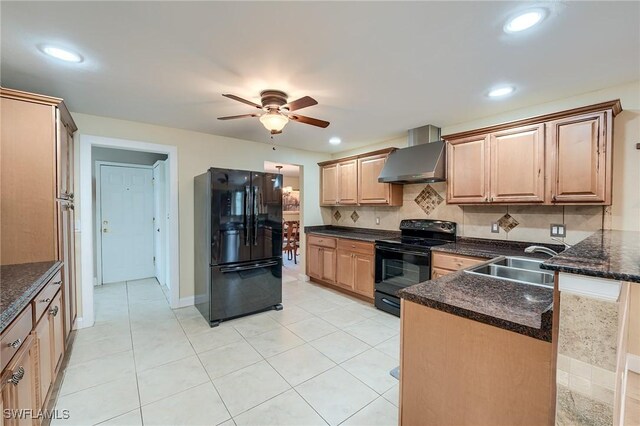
[550,224,566,237]
[491,222,500,233]
[375,217,380,225]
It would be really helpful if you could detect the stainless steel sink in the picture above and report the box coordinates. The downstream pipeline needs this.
[464,256,554,288]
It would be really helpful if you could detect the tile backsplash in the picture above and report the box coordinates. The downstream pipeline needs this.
[327,183,606,245]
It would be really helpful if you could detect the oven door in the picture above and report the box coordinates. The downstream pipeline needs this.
[375,245,431,316]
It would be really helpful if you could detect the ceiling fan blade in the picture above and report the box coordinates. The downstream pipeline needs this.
[217,113,260,120]
[283,96,318,111]
[289,114,330,128]
[222,94,262,109]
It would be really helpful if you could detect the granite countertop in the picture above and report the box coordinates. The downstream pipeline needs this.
[1,261,62,332]
[432,237,564,260]
[541,229,640,283]
[304,225,400,242]
[399,269,553,341]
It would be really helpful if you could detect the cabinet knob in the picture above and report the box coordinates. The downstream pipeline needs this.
[49,306,59,317]
[8,366,25,386]
[40,298,51,303]
[8,338,22,349]
[52,280,62,286]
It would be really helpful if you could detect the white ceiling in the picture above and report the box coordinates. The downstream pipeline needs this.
[264,161,299,177]
[2,2,638,153]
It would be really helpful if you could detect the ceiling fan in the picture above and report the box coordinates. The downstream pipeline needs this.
[218,90,330,135]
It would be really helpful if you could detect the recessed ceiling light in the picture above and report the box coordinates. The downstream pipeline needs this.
[39,45,83,63]
[329,137,342,145]
[488,86,515,98]
[504,9,546,33]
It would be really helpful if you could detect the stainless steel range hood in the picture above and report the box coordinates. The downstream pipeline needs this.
[378,125,446,184]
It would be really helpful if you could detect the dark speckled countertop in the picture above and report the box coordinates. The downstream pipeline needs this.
[541,229,640,283]
[401,237,561,342]
[304,225,400,242]
[432,237,564,260]
[1,261,62,332]
[399,270,553,341]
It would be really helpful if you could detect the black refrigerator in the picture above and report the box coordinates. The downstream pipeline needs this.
[194,168,283,326]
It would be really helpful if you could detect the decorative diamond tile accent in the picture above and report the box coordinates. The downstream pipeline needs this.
[333,210,342,221]
[414,185,444,216]
[350,211,360,223]
[497,213,519,233]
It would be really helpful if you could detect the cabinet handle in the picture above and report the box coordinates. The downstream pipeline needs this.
[484,196,488,202]
[49,306,59,317]
[52,281,62,286]
[8,366,25,386]
[40,297,52,303]
[8,338,22,349]
[552,195,557,202]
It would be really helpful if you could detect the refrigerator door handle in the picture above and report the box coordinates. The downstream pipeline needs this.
[220,260,279,273]
[244,186,251,246]
[253,185,259,246]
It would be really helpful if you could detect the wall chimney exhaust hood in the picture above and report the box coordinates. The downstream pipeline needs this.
[378,124,446,184]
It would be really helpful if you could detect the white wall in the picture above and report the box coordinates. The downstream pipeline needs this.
[73,113,332,299]
[329,81,640,242]
[283,175,300,190]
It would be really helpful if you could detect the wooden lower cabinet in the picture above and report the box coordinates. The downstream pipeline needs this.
[400,300,553,425]
[307,235,375,300]
[431,251,485,277]
[1,335,38,426]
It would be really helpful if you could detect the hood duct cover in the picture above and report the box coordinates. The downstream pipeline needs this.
[378,125,446,184]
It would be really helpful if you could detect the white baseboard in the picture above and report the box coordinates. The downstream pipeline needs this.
[177,296,195,308]
[627,354,640,373]
[73,316,94,330]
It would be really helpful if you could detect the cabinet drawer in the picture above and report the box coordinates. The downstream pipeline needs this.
[337,239,374,255]
[308,235,337,249]
[432,252,485,271]
[32,270,63,322]
[1,304,33,371]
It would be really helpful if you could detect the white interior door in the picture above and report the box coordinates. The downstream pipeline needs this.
[153,160,167,287]
[100,165,155,283]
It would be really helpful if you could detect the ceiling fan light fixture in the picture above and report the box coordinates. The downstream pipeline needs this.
[259,111,289,133]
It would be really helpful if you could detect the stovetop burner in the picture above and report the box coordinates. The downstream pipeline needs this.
[375,219,457,252]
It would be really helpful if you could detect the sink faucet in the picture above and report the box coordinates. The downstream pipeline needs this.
[524,246,559,257]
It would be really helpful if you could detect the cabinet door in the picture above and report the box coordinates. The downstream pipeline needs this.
[320,164,338,206]
[0,98,57,265]
[307,245,323,279]
[447,136,489,204]
[548,111,611,204]
[353,254,374,298]
[490,124,545,203]
[336,250,354,290]
[56,112,71,200]
[337,160,358,205]
[34,314,53,407]
[50,292,64,372]
[358,155,390,204]
[321,248,337,283]
[1,335,38,426]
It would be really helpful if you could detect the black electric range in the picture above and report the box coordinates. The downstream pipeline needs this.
[374,219,457,316]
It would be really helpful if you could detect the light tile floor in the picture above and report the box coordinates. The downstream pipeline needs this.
[53,265,400,426]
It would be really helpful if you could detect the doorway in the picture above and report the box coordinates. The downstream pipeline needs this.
[79,137,179,329]
[264,161,302,273]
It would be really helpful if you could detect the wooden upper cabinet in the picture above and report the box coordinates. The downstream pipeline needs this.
[337,160,358,205]
[320,164,338,205]
[547,111,612,204]
[447,135,489,204]
[319,148,402,207]
[358,154,402,206]
[444,100,619,206]
[490,124,545,203]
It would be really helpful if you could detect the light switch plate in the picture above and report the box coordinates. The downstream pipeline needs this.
[550,223,566,237]
[491,222,500,233]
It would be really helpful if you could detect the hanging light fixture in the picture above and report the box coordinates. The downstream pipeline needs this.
[259,110,289,134]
